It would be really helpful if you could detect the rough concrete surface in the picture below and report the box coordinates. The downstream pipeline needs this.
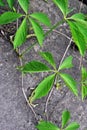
[0,0,87,130]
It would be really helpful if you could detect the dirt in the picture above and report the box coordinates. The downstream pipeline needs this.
[0,0,87,130]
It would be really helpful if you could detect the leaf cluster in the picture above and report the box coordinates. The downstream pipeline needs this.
[19,52,78,103]
[1,0,87,129]
[36,110,80,130]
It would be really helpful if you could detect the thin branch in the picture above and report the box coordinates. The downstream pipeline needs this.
[44,28,71,40]
[79,56,83,70]
[20,42,37,57]
[58,38,72,71]
[27,33,36,39]
[79,1,83,12]
[45,19,65,37]
[45,87,54,120]
[19,56,39,121]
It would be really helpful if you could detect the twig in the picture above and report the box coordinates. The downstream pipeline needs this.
[58,38,72,71]
[45,19,65,37]
[20,42,37,57]
[45,87,54,120]
[44,28,71,40]
[79,56,83,70]
[21,71,38,120]
[79,1,83,12]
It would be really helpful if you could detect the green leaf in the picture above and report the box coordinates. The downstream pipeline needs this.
[60,73,78,96]
[36,120,60,130]
[81,67,87,81]
[70,13,86,21]
[81,67,87,100]
[70,13,87,42]
[76,21,87,42]
[0,12,22,25]
[19,60,51,73]
[39,51,56,69]
[68,13,87,56]
[30,12,51,27]
[59,56,73,71]
[62,110,70,128]
[53,0,68,17]
[18,0,29,13]
[13,18,27,49]
[65,122,80,130]
[30,74,55,103]
[29,18,44,46]
[0,0,5,6]
[82,86,87,100]
[67,20,86,56]
[7,0,14,8]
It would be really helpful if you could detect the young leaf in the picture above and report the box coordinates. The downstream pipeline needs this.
[70,13,86,21]
[18,0,29,14]
[14,18,27,49]
[67,20,86,56]
[39,51,56,69]
[19,60,51,73]
[30,74,55,103]
[82,85,87,100]
[65,122,80,130]
[70,13,87,42]
[62,110,70,128]
[81,67,87,81]
[53,0,68,17]
[0,0,5,6]
[81,67,87,100]
[29,18,44,46]
[7,0,14,9]
[60,73,78,96]
[59,56,73,71]
[76,21,87,43]
[0,12,22,25]
[36,120,60,130]
[30,12,51,27]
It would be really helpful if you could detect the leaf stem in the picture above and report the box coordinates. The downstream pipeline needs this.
[58,38,72,71]
[26,33,36,38]
[20,57,39,121]
[44,19,65,37]
[44,29,71,40]
[20,42,37,57]
[45,86,54,120]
